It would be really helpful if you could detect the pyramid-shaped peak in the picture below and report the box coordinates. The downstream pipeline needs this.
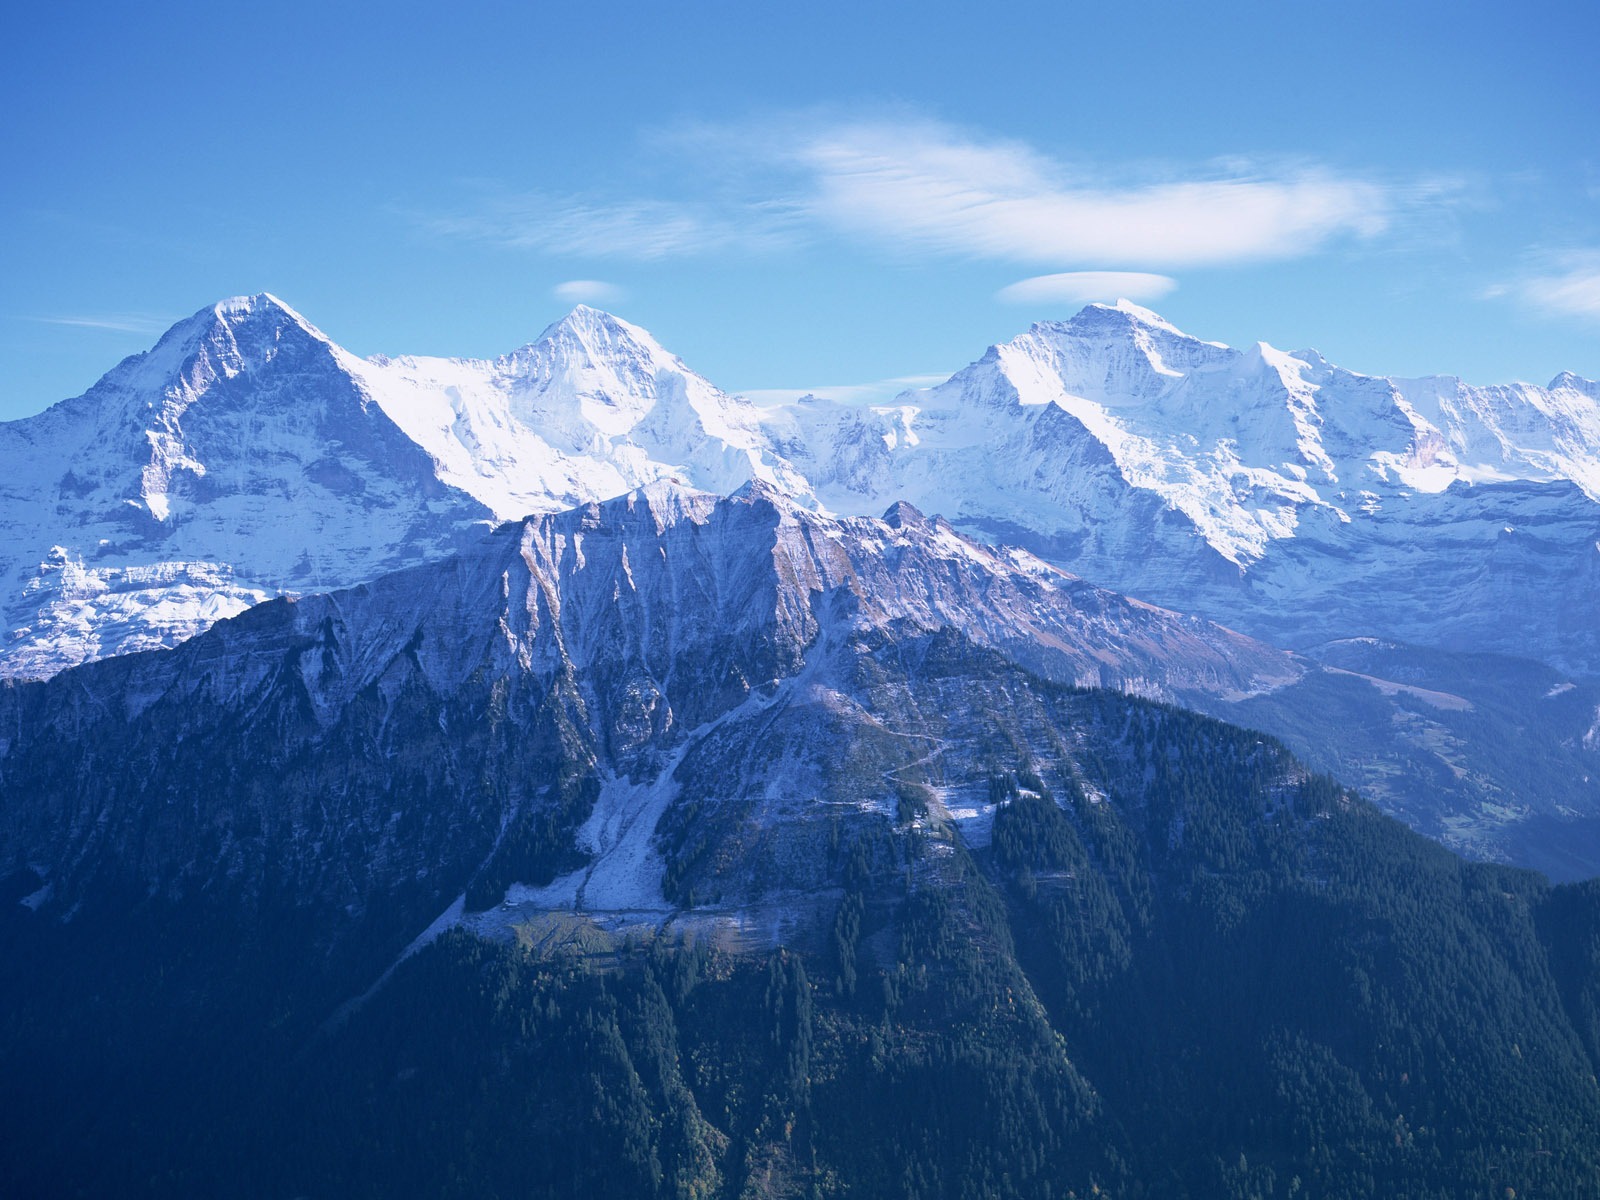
[549,302,624,329]
[565,303,620,321]
[600,478,726,532]
[86,293,336,401]
[149,292,328,354]
[1550,370,1600,396]
[728,475,807,512]
[881,499,929,530]
[508,306,690,383]
[537,305,663,351]
[534,479,796,540]
[1062,300,1191,339]
[204,292,328,338]
[212,291,304,320]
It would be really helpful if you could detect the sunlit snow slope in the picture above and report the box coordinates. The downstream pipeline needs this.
[0,297,812,677]
[4,294,1599,677]
[766,301,1600,669]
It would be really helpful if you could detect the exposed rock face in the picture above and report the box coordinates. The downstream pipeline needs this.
[0,484,1298,947]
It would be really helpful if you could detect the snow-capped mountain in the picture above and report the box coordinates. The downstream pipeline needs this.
[0,297,811,678]
[780,300,1600,561]
[0,296,487,677]
[343,303,811,521]
[766,301,1600,670]
[15,312,1600,1200]
[5,293,1600,680]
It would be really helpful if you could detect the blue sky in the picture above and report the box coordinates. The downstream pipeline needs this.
[3,0,1597,418]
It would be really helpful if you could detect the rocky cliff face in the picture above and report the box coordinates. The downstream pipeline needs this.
[0,483,1299,954]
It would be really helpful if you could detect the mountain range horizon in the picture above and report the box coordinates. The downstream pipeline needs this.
[7,289,1600,676]
[15,6,1600,1193]
[10,287,1600,1196]
[5,289,1600,882]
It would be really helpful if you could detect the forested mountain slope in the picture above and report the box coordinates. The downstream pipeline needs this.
[3,489,1600,1196]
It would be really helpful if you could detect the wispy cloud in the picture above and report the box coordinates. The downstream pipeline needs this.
[1487,252,1600,322]
[739,373,951,407]
[786,121,1392,269]
[422,191,796,260]
[552,279,628,305]
[997,271,1177,305]
[421,114,1424,275]
[25,312,177,334]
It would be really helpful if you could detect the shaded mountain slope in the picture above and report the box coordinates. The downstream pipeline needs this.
[5,636,1600,1197]
[4,487,1600,1194]
[0,483,1295,944]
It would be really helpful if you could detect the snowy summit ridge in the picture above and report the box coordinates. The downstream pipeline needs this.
[3,294,1600,678]
[342,302,811,522]
[766,301,1600,667]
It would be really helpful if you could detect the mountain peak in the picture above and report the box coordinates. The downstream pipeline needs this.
[881,499,930,530]
[545,302,621,329]
[534,305,663,355]
[211,291,304,320]
[995,303,1225,368]
[141,292,328,363]
[75,293,335,409]
[1060,300,1189,339]
[188,292,326,342]
[1110,298,1186,330]
[1550,370,1600,397]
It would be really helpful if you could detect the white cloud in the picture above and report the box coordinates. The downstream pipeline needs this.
[552,279,627,305]
[997,271,1177,305]
[786,121,1393,269]
[27,313,176,334]
[424,192,794,260]
[425,115,1409,272]
[1488,253,1600,322]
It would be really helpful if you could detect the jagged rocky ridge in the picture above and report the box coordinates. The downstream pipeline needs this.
[0,482,1296,933]
[5,294,1600,679]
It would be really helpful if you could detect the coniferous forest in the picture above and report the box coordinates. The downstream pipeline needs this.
[6,681,1600,1198]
